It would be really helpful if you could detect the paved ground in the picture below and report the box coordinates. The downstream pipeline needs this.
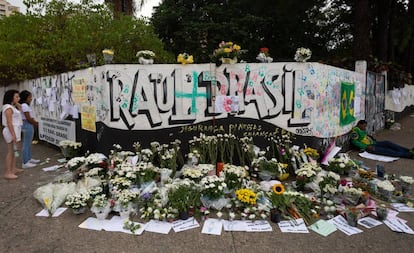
[1,114,414,253]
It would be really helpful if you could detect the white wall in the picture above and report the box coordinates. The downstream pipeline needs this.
[17,62,365,143]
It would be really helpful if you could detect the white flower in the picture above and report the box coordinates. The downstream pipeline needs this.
[400,176,414,184]
[216,212,223,218]
[376,180,395,191]
[136,50,155,59]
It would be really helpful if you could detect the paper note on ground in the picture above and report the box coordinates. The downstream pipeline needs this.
[35,208,67,217]
[358,151,399,162]
[391,203,414,212]
[78,217,110,231]
[384,217,414,234]
[107,216,146,235]
[42,165,60,172]
[328,215,363,236]
[172,217,200,233]
[278,218,309,233]
[308,220,337,236]
[222,220,249,231]
[202,218,223,235]
[144,220,172,234]
[357,217,382,229]
[244,220,272,232]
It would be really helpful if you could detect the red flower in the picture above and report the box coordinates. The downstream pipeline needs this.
[260,47,269,53]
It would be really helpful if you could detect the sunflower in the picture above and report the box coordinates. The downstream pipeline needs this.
[272,183,285,195]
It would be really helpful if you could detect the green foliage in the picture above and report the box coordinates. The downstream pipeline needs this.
[0,0,174,84]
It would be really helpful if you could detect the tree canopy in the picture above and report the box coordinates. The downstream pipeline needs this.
[0,0,174,84]
[150,0,413,86]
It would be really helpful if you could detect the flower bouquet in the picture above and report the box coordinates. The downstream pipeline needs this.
[376,180,395,201]
[342,186,364,205]
[315,171,340,197]
[294,162,322,190]
[220,164,247,192]
[182,167,205,183]
[213,41,246,64]
[252,157,284,181]
[136,162,158,185]
[136,50,155,64]
[138,189,173,221]
[102,49,114,64]
[326,154,355,175]
[303,147,319,161]
[66,157,86,172]
[167,179,200,218]
[294,47,312,62]
[200,175,227,210]
[256,47,273,63]
[65,192,90,214]
[59,140,82,159]
[177,53,194,64]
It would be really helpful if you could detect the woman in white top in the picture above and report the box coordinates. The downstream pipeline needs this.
[19,90,40,168]
[2,89,24,179]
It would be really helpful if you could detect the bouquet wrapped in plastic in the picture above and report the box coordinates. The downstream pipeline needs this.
[33,182,76,215]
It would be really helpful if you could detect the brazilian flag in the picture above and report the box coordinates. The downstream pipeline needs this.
[340,81,355,126]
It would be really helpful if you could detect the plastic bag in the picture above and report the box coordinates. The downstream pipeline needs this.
[33,182,76,215]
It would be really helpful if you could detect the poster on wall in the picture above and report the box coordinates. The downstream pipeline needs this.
[72,78,86,103]
[81,105,96,132]
[340,81,355,126]
[38,117,76,146]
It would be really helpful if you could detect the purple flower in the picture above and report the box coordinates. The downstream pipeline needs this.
[142,192,151,200]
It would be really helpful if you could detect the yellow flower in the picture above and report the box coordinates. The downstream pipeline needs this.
[44,197,50,208]
[177,53,194,64]
[102,49,114,55]
[273,183,285,195]
[233,44,241,50]
[224,48,232,53]
[236,188,257,205]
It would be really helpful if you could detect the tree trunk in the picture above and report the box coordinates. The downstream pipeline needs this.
[352,0,372,61]
[105,0,134,16]
[375,0,393,61]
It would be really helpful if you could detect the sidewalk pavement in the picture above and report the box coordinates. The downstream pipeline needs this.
[1,114,414,253]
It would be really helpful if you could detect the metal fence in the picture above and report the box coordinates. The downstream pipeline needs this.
[365,71,386,135]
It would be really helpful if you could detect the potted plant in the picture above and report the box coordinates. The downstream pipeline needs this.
[59,140,82,159]
[136,50,155,64]
[115,189,138,219]
[91,194,111,220]
[267,183,286,223]
[65,192,90,214]
[102,49,114,64]
[220,164,247,192]
[167,179,199,219]
[294,47,312,62]
[256,47,273,63]
[200,175,227,210]
[177,53,194,64]
[212,41,246,64]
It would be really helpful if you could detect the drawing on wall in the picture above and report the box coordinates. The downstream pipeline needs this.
[340,81,355,126]
[215,95,239,114]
